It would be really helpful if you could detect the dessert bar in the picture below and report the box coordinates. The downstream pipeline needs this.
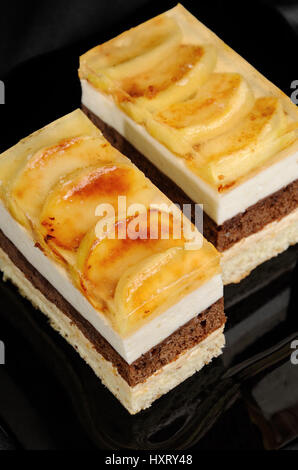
[0,109,225,413]
[79,4,298,284]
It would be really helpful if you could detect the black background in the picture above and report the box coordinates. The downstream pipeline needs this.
[0,0,297,79]
[1,0,298,154]
[0,0,298,451]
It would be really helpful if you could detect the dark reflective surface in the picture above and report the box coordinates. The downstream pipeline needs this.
[0,246,297,450]
[0,0,297,450]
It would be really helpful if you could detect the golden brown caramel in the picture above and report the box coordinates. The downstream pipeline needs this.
[187,97,296,187]
[4,135,128,229]
[39,163,155,254]
[76,210,217,336]
[154,74,246,128]
[146,72,255,154]
[119,45,203,100]
[115,241,219,335]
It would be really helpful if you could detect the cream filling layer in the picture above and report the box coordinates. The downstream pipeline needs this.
[0,202,223,364]
[81,79,298,225]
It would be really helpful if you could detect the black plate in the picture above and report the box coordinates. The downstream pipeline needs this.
[0,0,297,451]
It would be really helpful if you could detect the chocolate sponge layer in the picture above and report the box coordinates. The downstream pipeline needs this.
[204,179,298,251]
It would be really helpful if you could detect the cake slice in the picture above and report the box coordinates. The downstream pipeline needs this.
[79,5,298,285]
[0,109,225,414]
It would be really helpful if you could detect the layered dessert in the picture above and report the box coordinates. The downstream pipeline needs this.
[0,109,225,414]
[79,4,298,284]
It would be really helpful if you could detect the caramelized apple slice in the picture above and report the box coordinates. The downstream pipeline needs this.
[80,11,216,123]
[190,97,295,187]
[114,240,220,336]
[146,73,254,154]
[75,209,206,335]
[119,44,217,122]
[5,133,127,229]
[0,109,100,200]
[80,15,182,85]
[39,162,157,261]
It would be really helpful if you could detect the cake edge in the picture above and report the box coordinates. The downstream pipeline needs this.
[0,247,225,414]
[221,207,298,284]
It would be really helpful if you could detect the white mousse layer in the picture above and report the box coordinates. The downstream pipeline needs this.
[81,80,298,225]
[0,202,222,364]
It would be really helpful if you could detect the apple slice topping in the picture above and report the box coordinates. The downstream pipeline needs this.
[6,134,127,229]
[119,44,217,122]
[39,162,156,261]
[75,209,216,336]
[146,73,254,154]
[189,97,296,188]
